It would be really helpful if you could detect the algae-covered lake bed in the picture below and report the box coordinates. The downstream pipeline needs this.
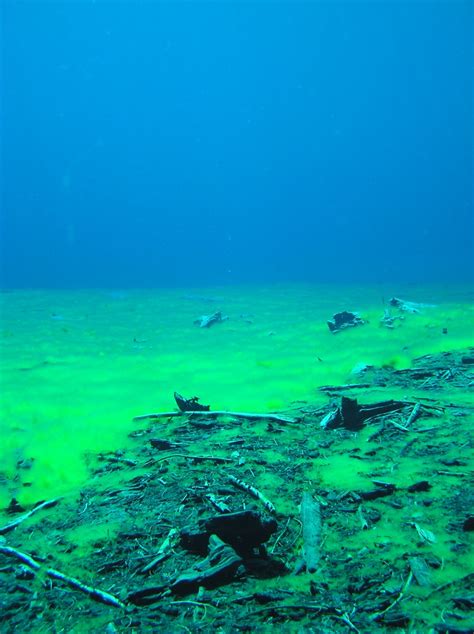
[0,284,473,632]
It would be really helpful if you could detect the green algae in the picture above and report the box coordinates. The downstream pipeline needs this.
[0,337,472,632]
[0,284,472,508]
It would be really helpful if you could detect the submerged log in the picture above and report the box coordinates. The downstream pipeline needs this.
[319,383,371,393]
[300,492,321,573]
[134,410,297,424]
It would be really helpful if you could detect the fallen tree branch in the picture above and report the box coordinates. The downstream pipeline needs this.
[206,494,231,514]
[133,411,298,424]
[319,383,371,393]
[405,403,422,427]
[0,545,125,608]
[228,475,277,515]
[0,498,60,535]
[370,570,413,621]
[300,492,321,573]
[140,528,178,574]
[150,453,232,464]
[425,572,474,598]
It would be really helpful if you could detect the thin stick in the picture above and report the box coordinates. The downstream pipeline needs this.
[319,383,371,392]
[270,517,291,553]
[425,572,474,598]
[370,570,413,621]
[46,568,125,608]
[0,498,60,535]
[170,600,217,609]
[150,453,232,464]
[248,604,325,616]
[390,421,410,432]
[337,612,361,633]
[133,411,297,424]
[141,528,178,574]
[0,546,125,609]
[405,403,422,427]
[228,475,277,515]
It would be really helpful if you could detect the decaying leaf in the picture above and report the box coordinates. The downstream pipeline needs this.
[414,523,437,544]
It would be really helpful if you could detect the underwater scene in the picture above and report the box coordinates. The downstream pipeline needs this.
[1,2,473,633]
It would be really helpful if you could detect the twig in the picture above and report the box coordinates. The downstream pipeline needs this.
[170,600,217,609]
[400,437,418,457]
[390,421,410,432]
[270,517,291,553]
[133,410,297,424]
[357,505,369,530]
[0,498,60,535]
[405,403,422,427]
[228,475,277,515]
[206,494,231,513]
[425,572,474,598]
[140,528,178,574]
[337,611,361,633]
[46,567,125,608]
[150,453,232,464]
[248,604,328,616]
[370,570,413,621]
[319,384,371,392]
[0,546,125,608]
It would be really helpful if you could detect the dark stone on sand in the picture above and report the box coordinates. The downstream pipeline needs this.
[327,310,365,333]
[462,516,474,532]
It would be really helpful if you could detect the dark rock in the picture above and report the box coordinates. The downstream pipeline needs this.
[174,392,210,412]
[180,528,210,554]
[149,439,180,450]
[6,499,25,515]
[193,311,228,329]
[407,480,432,493]
[171,535,243,595]
[452,596,474,610]
[180,510,277,557]
[327,311,365,333]
[379,611,410,627]
[462,516,474,532]
[340,396,363,430]
[441,458,466,467]
[203,510,277,555]
[359,484,396,500]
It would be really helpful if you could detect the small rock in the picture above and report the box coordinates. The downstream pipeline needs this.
[462,516,474,532]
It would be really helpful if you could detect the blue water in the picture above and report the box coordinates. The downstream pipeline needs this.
[2,1,472,288]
